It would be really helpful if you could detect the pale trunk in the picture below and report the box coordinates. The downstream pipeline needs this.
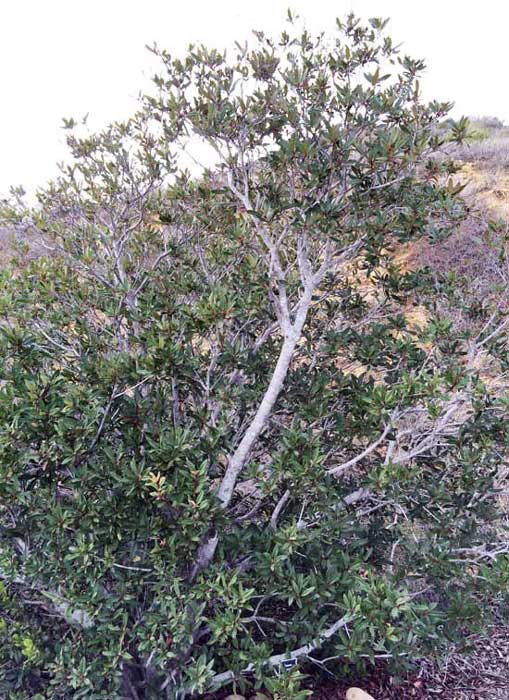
[191,286,314,577]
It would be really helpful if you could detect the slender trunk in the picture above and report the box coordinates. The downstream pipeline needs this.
[217,329,301,506]
[190,285,314,578]
[219,285,314,508]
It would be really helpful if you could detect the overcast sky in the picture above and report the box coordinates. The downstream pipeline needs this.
[1,0,507,198]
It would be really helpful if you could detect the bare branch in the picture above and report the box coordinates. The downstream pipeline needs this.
[204,614,352,692]
[269,489,290,529]
[327,424,392,477]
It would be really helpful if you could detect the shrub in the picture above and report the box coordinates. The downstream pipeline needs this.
[473,115,505,130]
[0,13,508,699]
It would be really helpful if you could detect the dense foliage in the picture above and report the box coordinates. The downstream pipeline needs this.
[1,13,508,700]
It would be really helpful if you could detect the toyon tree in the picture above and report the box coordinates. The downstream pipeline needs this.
[1,13,508,700]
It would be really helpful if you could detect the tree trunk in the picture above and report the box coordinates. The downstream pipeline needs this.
[190,285,314,578]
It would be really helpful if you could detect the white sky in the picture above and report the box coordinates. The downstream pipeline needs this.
[1,0,507,198]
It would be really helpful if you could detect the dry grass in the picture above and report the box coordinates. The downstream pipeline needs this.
[0,223,49,270]
[392,158,509,345]
[0,226,17,267]
[452,134,509,169]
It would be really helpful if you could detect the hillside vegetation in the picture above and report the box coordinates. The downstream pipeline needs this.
[1,16,509,700]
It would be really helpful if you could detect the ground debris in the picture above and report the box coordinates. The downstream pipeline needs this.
[306,625,509,700]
